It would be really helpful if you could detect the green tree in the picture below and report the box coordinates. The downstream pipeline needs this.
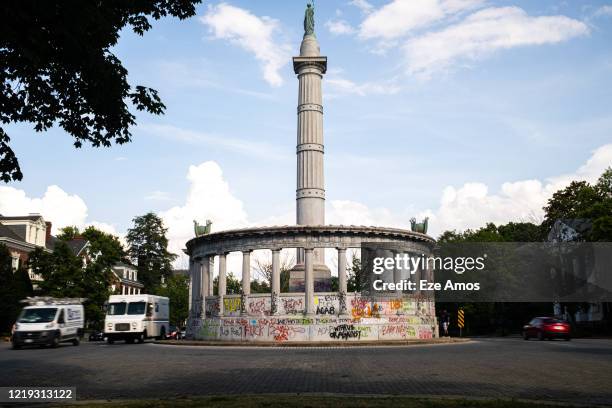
[30,242,84,297]
[0,244,32,334]
[0,0,201,182]
[30,226,123,329]
[126,213,177,292]
[157,275,189,327]
[213,272,242,295]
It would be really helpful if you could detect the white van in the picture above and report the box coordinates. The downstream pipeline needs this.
[12,297,85,349]
[104,294,169,344]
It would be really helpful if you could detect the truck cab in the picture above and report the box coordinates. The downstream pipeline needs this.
[104,294,169,344]
[12,297,84,349]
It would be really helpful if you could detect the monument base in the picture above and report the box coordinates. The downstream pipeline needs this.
[289,263,332,292]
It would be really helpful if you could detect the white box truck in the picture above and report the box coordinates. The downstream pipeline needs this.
[104,294,169,344]
[12,297,85,349]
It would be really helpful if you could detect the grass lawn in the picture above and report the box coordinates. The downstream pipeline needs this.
[57,395,589,408]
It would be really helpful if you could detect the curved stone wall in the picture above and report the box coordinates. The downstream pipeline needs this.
[186,225,438,342]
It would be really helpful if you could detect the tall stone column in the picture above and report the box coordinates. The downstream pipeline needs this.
[304,247,314,315]
[200,257,209,316]
[188,259,194,316]
[290,28,331,292]
[218,253,227,316]
[271,248,281,315]
[337,247,348,315]
[208,257,214,296]
[241,250,251,315]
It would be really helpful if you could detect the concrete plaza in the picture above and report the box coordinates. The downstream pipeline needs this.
[0,337,611,405]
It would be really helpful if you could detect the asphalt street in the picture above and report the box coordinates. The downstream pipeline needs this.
[1,337,611,405]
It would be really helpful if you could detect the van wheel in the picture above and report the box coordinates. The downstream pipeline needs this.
[51,334,60,348]
[158,327,166,340]
[138,330,146,344]
[72,338,80,346]
[126,338,134,344]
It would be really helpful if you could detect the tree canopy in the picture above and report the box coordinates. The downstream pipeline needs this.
[0,244,32,333]
[0,0,201,182]
[126,212,176,292]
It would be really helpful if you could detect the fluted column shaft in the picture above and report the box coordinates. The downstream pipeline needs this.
[218,253,227,316]
[304,248,314,315]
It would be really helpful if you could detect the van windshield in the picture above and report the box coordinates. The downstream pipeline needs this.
[19,308,57,323]
[127,302,146,315]
[107,302,127,315]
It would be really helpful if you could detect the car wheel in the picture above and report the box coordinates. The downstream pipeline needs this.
[537,331,545,341]
[564,337,571,341]
[72,338,80,346]
[107,338,114,345]
[126,338,134,344]
[522,331,529,340]
[12,342,21,350]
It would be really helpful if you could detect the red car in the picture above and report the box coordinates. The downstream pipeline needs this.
[523,317,570,341]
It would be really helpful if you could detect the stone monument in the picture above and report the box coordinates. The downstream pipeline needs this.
[184,4,438,343]
[289,2,332,292]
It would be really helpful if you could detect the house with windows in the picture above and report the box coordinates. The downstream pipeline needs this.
[111,262,144,295]
[0,214,56,284]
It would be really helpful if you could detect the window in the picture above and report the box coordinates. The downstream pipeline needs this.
[127,302,147,315]
[107,302,127,315]
[58,310,65,324]
[19,308,58,323]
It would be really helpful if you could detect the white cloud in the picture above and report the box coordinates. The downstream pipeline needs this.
[350,0,374,15]
[140,123,289,161]
[0,185,88,233]
[326,77,401,97]
[159,161,249,265]
[321,144,612,239]
[405,7,589,76]
[326,19,356,35]
[200,3,290,87]
[145,191,173,201]
[594,5,612,17]
[359,0,484,40]
[435,143,611,236]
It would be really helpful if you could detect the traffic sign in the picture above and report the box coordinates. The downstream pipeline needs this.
[458,309,465,328]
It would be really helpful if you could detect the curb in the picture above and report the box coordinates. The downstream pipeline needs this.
[152,338,471,347]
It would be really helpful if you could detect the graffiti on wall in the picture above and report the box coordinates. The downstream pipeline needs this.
[190,293,437,342]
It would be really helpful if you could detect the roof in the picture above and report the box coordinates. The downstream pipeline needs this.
[113,261,136,269]
[65,238,89,256]
[0,215,44,222]
[0,223,23,241]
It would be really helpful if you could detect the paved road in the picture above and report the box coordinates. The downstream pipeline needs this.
[1,338,611,405]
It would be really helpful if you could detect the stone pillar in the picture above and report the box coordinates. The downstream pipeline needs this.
[271,249,281,315]
[304,248,314,315]
[271,249,281,294]
[291,31,331,290]
[393,250,403,297]
[218,253,227,316]
[208,257,214,296]
[242,250,251,295]
[337,247,348,315]
[200,257,209,315]
[188,260,193,313]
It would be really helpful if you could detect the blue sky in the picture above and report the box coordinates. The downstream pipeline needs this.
[2,0,612,267]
